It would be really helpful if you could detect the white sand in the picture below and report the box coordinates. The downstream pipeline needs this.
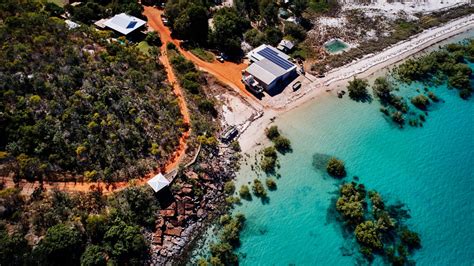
[237,13,474,153]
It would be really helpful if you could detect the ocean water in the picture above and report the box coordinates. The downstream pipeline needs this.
[233,34,474,265]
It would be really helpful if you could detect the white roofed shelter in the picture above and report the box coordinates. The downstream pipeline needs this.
[104,13,146,36]
[147,173,170,193]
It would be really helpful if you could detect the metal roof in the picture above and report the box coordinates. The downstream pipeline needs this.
[246,45,296,85]
[147,173,170,192]
[104,13,146,35]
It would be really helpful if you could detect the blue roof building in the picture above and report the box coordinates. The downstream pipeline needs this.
[243,44,298,95]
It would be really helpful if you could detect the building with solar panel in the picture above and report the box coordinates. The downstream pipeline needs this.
[102,13,146,36]
[242,44,298,95]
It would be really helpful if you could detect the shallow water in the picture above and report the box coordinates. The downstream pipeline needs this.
[324,39,349,54]
[233,34,474,265]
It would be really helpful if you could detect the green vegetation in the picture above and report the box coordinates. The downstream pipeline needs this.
[190,48,215,62]
[167,44,218,143]
[239,184,252,200]
[260,147,278,173]
[166,0,307,56]
[395,40,474,99]
[224,181,236,195]
[265,125,281,140]
[0,2,184,182]
[326,157,346,178]
[265,126,292,154]
[0,186,157,265]
[372,77,394,103]
[336,182,365,224]
[411,94,431,110]
[347,77,370,102]
[252,179,267,198]
[209,7,250,55]
[265,178,277,190]
[335,181,421,263]
[145,31,162,47]
[166,3,208,45]
[202,214,246,265]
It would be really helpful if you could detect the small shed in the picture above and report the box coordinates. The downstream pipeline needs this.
[277,39,294,53]
[147,173,170,193]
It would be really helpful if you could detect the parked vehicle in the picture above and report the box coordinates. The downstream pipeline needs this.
[216,55,224,63]
[292,81,302,91]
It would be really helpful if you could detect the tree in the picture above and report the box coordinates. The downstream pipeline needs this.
[80,245,107,266]
[372,77,393,102]
[0,230,30,265]
[410,94,430,110]
[109,186,159,228]
[252,179,267,198]
[209,7,249,55]
[355,221,383,251]
[259,0,278,25]
[34,224,84,265]
[145,31,162,47]
[173,5,208,44]
[265,125,280,140]
[239,185,251,200]
[400,228,421,250]
[103,220,147,264]
[264,27,283,46]
[273,136,292,154]
[291,0,308,17]
[244,28,265,47]
[347,77,370,101]
[224,181,236,195]
[266,178,277,190]
[326,157,346,178]
[283,23,307,42]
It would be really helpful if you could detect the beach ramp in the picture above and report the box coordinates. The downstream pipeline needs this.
[147,173,170,193]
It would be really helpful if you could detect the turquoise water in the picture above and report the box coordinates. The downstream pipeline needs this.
[234,37,474,265]
[324,39,349,54]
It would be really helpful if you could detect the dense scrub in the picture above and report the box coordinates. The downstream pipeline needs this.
[336,182,421,263]
[167,45,219,148]
[395,40,474,99]
[0,186,159,265]
[0,2,184,182]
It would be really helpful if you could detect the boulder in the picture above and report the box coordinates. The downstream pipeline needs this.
[159,209,175,217]
[164,227,183,237]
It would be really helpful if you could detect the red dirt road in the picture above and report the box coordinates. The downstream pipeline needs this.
[143,6,253,98]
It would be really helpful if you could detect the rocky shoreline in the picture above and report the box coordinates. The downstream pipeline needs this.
[148,145,238,265]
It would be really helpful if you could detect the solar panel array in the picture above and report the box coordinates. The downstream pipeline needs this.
[257,47,294,70]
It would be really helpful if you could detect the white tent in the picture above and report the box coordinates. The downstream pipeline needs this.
[147,173,170,192]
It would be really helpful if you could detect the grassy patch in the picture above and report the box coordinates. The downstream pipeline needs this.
[137,41,152,55]
[46,0,66,7]
[190,48,215,62]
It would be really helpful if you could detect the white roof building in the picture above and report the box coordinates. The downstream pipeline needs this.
[244,44,297,93]
[65,20,80,29]
[103,13,146,35]
[147,173,170,192]
[277,39,294,52]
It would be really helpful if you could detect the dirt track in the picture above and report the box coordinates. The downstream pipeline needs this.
[143,7,255,99]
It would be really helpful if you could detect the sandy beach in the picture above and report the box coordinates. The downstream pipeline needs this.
[236,13,474,153]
